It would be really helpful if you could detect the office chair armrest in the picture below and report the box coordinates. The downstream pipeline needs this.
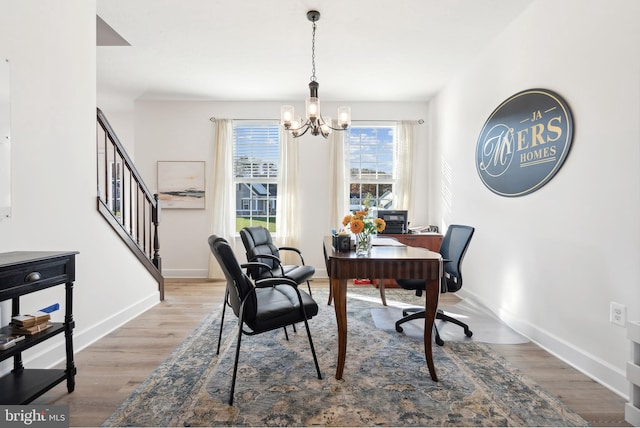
[254,276,298,289]
[279,246,306,265]
[241,261,273,272]
[248,254,285,276]
[253,277,313,320]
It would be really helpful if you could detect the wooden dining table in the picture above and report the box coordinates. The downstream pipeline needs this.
[323,236,443,381]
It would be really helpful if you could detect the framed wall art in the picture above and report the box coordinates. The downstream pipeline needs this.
[157,161,205,209]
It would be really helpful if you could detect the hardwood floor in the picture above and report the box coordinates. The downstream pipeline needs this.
[36,279,628,427]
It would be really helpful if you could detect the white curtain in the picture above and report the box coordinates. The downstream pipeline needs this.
[395,120,417,211]
[275,128,299,263]
[207,119,236,279]
[329,125,349,230]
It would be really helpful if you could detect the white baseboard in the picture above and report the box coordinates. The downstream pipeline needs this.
[458,288,628,400]
[163,268,208,278]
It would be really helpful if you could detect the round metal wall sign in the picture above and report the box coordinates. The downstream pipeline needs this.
[475,88,574,197]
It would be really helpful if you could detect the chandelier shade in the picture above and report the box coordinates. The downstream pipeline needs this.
[280,11,351,138]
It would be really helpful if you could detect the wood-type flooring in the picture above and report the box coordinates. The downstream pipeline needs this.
[36,279,628,427]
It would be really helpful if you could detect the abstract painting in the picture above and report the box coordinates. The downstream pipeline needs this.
[157,161,205,209]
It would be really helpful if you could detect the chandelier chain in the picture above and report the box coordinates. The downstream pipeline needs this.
[310,21,317,82]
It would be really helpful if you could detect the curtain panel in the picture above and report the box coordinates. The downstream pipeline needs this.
[208,119,236,279]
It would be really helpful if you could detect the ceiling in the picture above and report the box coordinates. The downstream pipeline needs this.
[96,0,533,111]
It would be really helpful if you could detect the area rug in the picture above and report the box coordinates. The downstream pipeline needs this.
[103,289,588,427]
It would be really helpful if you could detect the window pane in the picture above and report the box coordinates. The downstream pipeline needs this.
[233,122,279,233]
[348,125,396,212]
[234,124,280,178]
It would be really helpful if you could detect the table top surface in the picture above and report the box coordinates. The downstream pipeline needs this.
[324,236,441,261]
[0,251,79,269]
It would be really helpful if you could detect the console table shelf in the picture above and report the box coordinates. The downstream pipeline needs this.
[0,251,78,404]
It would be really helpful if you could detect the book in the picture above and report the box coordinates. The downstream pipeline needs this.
[11,311,51,328]
[10,322,52,336]
[0,336,16,350]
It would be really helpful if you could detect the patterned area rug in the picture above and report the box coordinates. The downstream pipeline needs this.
[103,288,588,427]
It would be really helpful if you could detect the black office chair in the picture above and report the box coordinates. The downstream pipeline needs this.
[208,235,322,405]
[240,226,315,296]
[395,224,475,346]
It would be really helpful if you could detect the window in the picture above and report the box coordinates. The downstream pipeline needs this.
[347,125,397,214]
[233,122,280,233]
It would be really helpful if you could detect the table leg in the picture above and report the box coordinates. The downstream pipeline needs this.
[424,276,440,381]
[378,278,387,306]
[332,277,348,379]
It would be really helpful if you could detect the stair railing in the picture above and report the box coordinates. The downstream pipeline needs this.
[96,108,164,300]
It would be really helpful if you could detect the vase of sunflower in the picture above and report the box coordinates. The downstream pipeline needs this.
[342,207,386,257]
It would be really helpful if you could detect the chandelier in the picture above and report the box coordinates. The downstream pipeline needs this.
[281,10,351,138]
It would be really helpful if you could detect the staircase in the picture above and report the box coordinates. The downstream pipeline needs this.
[96,108,164,300]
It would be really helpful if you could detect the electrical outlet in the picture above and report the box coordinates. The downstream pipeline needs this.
[610,302,627,327]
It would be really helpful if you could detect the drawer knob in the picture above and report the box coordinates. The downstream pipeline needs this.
[25,272,42,282]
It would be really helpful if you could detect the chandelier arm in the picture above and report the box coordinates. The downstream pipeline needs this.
[319,113,349,131]
[294,125,311,138]
[287,118,312,133]
[287,121,312,138]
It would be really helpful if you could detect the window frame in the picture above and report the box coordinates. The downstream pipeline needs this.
[232,121,280,233]
[346,122,398,214]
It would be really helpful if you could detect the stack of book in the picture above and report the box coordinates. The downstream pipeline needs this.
[10,311,52,335]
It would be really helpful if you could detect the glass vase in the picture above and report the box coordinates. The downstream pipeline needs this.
[355,233,372,257]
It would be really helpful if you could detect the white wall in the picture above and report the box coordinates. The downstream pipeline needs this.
[130,100,431,277]
[0,1,159,372]
[431,0,640,397]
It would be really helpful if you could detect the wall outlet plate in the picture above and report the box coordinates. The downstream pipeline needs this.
[610,302,627,327]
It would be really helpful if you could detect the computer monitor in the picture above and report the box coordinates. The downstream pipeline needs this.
[377,210,408,234]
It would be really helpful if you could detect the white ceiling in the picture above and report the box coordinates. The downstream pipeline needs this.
[96,0,533,111]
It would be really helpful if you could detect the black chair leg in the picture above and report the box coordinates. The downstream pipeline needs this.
[395,308,445,346]
[306,280,313,297]
[395,308,425,332]
[302,318,322,379]
[437,310,473,337]
[217,288,229,355]
[229,320,243,405]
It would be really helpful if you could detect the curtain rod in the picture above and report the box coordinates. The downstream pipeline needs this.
[209,117,424,124]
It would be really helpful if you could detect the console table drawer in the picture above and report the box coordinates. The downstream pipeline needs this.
[0,251,77,300]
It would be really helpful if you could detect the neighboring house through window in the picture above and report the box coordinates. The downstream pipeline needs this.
[233,122,280,232]
[347,124,397,215]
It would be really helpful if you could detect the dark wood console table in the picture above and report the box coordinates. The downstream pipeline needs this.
[0,251,78,404]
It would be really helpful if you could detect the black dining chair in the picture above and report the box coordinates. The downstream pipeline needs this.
[208,235,322,405]
[395,224,475,346]
[240,226,315,296]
